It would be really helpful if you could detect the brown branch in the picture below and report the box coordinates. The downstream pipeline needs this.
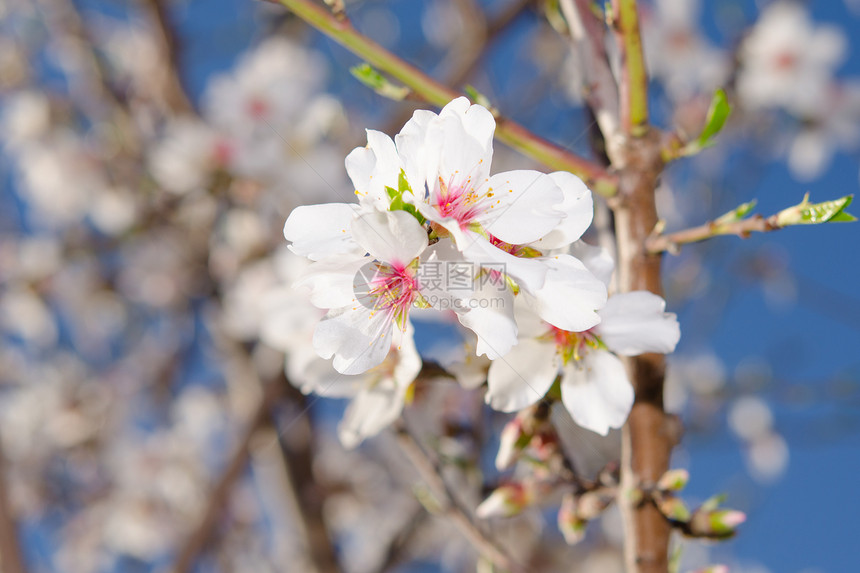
[138,0,195,114]
[558,0,621,158]
[34,0,140,153]
[169,379,283,573]
[269,0,618,196]
[381,0,534,136]
[646,214,781,255]
[394,425,528,573]
[612,133,679,573]
[0,438,27,573]
[272,383,341,573]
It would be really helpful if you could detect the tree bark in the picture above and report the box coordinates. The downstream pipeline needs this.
[613,132,680,573]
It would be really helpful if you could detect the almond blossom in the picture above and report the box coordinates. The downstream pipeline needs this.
[737,2,847,116]
[485,245,680,435]
[336,98,607,356]
[285,208,428,374]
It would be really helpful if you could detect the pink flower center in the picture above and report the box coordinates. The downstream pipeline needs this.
[666,29,693,51]
[773,51,798,71]
[432,171,495,228]
[546,326,602,364]
[211,139,234,167]
[246,96,270,119]
[367,262,420,328]
[488,235,541,258]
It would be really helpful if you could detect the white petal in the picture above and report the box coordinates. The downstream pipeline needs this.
[457,285,518,360]
[350,210,428,266]
[561,350,633,435]
[431,97,494,187]
[528,255,607,332]
[290,355,365,398]
[392,325,423,388]
[479,170,565,245]
[461,236,549,294]
[598,291,680,355]
[570,240,615,288]
[312,306,393,375]
[283,203,361,261]
[512,297,549,338]
[395,109,437,197]
[345,129,402,210]
[530,171,594,250]
[295,255,367,309]
[338,383,406,449]
[439,97,496,148]
[486,338,559,412]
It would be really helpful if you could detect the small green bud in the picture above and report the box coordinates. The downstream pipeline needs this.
[775,193,856,227]
[476,482,535,519]
[656,494,691,522]
[558,493,588,545]
[657,469,690,492]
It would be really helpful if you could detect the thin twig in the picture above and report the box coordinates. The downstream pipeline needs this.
[168,379,282,573]
[0,437,27,573]
[646,214,781,255]
[269,0,618,196]
[271,383,342,573]
[559,0,621,159]
[394,425,528,573]
[381,0,533,137]
[138,0,195,114]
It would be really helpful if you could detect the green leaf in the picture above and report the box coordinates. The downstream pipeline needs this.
[385,170,425,224]
[700,493,727,512]
[828,211,858,222]
[775,193,856,227]
[697,89,731,147]
[680,89,732,157]
[350,63,410,101]
[714,199,757,226]
[542,0,567,34]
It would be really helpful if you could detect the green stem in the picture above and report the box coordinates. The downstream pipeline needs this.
[272,0,618,196]
[611,0,649,136]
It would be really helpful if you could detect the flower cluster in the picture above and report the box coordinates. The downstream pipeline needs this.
[284,97,680,443]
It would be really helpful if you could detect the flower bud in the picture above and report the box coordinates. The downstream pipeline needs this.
[558,493,587,544]
[574,488,615,521]
[494,403,553,470]
[476,482,535,519]
[710,509,747,534]
[495,417,528,470]
[690,566,729,573]
[657,468,689,492]
[655,493,691,522]
[688,507,746,539]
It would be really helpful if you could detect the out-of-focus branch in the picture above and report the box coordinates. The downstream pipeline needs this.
[382,0,534,136]
[273,383,342,573]
[138,0,195,114]
[610,0,648,137]
[169,378,282,573]
[0,438,27,573]
[34,0,140,153]
[559,0,621,159]
[394,425,528,573]
[269,0,618,196]
[370,505,427,573]
[448,0,535,86]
